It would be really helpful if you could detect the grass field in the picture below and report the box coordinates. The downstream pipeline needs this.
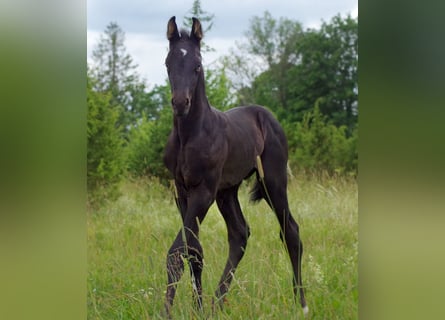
[87,173,357,319]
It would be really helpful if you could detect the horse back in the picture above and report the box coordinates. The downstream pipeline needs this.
[217,105,287,187]
[224,105,287,153]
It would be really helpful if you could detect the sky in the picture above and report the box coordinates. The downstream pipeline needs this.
[87,0,358,87]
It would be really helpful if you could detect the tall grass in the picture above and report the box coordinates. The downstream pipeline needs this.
[87,173,357,319]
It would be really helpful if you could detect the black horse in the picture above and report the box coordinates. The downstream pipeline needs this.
[163,16,308,317]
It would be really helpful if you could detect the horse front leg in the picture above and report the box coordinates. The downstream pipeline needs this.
[164,228,206,315]
[213,185,250,310]
[164,184,214,318]
[164,230,185,317]
[164,183,187,318]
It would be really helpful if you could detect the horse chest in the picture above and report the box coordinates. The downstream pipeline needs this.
[174,145,215,187]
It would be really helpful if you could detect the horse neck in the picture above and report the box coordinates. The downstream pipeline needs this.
[174,73,212,143]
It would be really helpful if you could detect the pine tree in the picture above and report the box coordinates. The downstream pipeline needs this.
[87,71,125,203]
[183,0,215,53]
[91,22,137,103]
[90,22,155,132]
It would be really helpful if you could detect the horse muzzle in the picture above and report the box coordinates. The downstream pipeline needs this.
[171,95,191,117]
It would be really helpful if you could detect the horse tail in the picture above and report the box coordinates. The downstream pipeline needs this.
[287,161,294,179]
[250,179,264,203]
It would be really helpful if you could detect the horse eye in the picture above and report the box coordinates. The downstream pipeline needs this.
[195,65,201,73]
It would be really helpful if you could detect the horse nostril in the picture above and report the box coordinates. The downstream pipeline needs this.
[185,98,190,106]
[171,98,175,106]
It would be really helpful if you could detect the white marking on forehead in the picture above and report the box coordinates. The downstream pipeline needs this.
[180,48,188,57]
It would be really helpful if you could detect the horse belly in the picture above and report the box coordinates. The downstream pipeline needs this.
[218,121,263,189]
[219,151,256,189]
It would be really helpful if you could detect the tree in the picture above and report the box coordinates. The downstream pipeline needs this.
[205,66,235,111]
[218,12,358,175]
[91,22,136,104]
[287,103,357,174]
[183,0,215,53]
[87,72,125,202]
[246,12,303,69]
[90,22,157,132]
[222,12,357,132]
[220,47,261,103]
[126,84,174,183]
[292,14,358,132]
[222,12,304,113]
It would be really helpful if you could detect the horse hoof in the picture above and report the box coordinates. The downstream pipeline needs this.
[303,305,309,317]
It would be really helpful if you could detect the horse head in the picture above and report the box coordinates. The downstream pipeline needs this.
[165,16,204,117]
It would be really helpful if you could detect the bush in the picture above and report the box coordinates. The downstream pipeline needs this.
[205,66,235,111]
[126,107,173,183]
[87,76,126,203]
[287,104,357,175]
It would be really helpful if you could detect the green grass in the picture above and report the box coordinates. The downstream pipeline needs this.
[87,173,357,319]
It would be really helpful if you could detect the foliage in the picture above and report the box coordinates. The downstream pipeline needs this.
[205,66,235,111]
[223,12,304,109]
[287,103,357,174]
[126,102,173,183]
[293,14,358,132]
[219,12,358,174]
[90,22,159,133]
[223,12,358,132]
[87,73,125,203]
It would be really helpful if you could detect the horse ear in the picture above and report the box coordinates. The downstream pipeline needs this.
[191,17,203,42]
[167,16,180,41]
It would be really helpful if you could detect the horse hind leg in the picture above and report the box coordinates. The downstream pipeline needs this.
[253,155,308,316]
[282,214,308,316]
[214,185,250,309]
